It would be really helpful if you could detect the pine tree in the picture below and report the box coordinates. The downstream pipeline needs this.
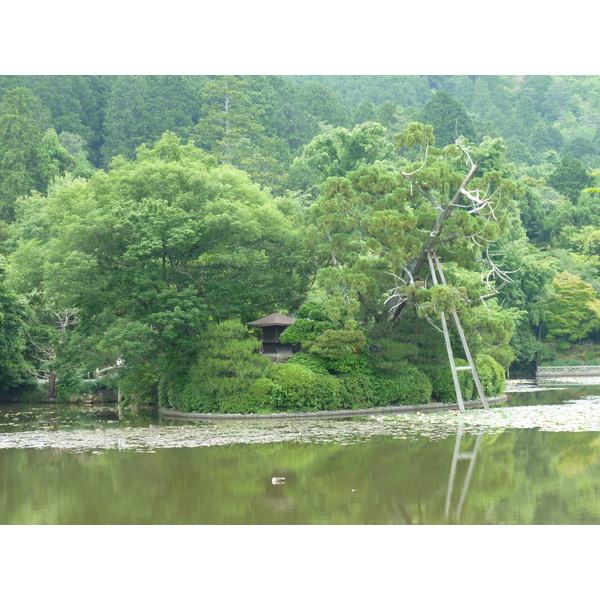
[420,90,476,147]
[0,88,63,221]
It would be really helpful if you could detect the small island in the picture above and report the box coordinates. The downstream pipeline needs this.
[0,75,598,418]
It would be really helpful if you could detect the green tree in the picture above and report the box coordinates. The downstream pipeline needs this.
[101,75,202,165]
[280,296,368,375]
[578,224,600,253]
[542,271,600,345]
[245,76,320,152]
[300,122,518,362]
[194,76,269,160]
[353,99,377,124]
[513,180,545,241]
[0,88,54,220]
[520,75,554,114]
[546,192,600,244]
[78,75,117,165]
[420,90,476,147]
[514,94,541,131]
[194,75,288,189]
[0,258,32,390]
[471,78,505,129]
[57,131,94,178]
[529,121,564,155]
[375,101,399,130]
[564,136,598,161]
[541,78,579,121]
[278,298,342,347]
[161,320,271,413]
[288,121,396,197]
[296,81,349,128]
[10,133,311,400]
[0,75,104,161]
[38,128,76,184]
[547,154,594,202]
[442,75,476,108]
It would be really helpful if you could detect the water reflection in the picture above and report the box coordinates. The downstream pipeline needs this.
[0,402,157,434]
[504,383,600,406]
[1,386,600,524]
[445,423,483,522]
[1,426,599,525]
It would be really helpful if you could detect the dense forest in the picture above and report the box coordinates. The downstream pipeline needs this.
[1,74,599,412]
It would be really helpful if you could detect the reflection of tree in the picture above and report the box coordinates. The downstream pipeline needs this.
[2,427,600,524]
[471,430,600,525]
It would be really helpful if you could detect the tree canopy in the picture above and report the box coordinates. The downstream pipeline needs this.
[1,74,600,404]
[9,132,310,399]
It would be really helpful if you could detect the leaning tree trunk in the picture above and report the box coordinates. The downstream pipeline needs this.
[387,158,481,325]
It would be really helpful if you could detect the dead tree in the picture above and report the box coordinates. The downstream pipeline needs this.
[28,308,80,399]
[53,308,79,334]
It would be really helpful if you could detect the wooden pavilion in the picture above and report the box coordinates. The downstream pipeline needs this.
[246,312,298,359]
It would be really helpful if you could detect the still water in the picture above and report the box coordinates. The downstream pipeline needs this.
[1,384,600,525]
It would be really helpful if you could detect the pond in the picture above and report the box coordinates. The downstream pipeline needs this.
[1,382,600,525]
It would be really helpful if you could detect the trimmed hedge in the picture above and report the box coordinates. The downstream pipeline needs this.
[218,378,277,414]
[157,328,509,414]
[271,360,433,410]
[267,362,344,412]
[428,358,475,403]
[427,355,506,403]
[475,354,506,396]
[285,352,330,374]
[337,371,378,409]
[159,352,507,414]
[370,366,433,407]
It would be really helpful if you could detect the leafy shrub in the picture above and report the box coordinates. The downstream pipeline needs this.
[401,366,434,405]
[370,365,432,406]
[219,378,277,414]
[309,328,367,365]
[55,366,100,402]
[307,328,370,374]
[159,320,270,413]
[267,362,343,412]
[286,352,330,374]
[288,331,370,375]
[429,358,474,403]
[367,337,422,375]
[475,354,506,396]
[248,377,276,405]
[158,361,191,409]
[510,328,556,373]
[178,383,219,413]
[113,362,161,405]
[278,315,331,346]
[338,371,377,409]
[263,361,432,412]
[278,298,351,347]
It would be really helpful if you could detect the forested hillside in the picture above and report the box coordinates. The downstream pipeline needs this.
[1,75,599,410]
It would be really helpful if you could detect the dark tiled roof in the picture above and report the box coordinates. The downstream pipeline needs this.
[246,312,295,327]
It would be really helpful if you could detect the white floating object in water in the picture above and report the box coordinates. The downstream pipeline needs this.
[271,476,286,485]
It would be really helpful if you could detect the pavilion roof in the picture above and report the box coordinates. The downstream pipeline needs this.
[246,312,295,327]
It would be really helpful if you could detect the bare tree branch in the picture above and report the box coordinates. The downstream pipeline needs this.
[387,151,482,324]
[53,308,79,334]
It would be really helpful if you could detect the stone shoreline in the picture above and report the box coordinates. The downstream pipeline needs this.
[159,395,508,421]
